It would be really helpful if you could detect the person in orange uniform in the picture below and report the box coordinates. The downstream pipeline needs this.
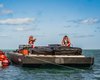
[0,50,6,61]
[22,48,29,55]
[61,35,71,47]
[28,35,36,48]
[0,50,10,66]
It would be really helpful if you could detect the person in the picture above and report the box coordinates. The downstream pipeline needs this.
[28,35,36,48]
[22,48,29,55]
[61,35,71,47]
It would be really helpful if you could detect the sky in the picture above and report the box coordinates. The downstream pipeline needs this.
[0,0,100,49]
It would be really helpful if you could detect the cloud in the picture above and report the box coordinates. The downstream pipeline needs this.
[0,3,13,15]
[0,18,34,25]
[1,9,13,15]
[64,25,79,28]
[15,26,37,31]
[0,34,8,37]
[58,33,94,38]
[73,35,94,38]
[79,18,99,25]
[68,18,100,25]
[0,4,3,8]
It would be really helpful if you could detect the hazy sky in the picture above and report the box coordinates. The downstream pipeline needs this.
[0,0,100,49]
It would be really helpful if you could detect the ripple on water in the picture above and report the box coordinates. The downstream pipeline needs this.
[0,50,100,80]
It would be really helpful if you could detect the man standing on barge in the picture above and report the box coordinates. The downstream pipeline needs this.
[28,35,36,48]
[61,35,71,47]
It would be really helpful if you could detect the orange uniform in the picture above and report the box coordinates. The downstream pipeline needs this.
[22,49,29,55]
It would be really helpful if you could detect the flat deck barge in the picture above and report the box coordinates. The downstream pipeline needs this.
[7,44,94,67]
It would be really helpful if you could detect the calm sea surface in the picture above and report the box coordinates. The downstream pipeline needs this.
[0,50,100,80]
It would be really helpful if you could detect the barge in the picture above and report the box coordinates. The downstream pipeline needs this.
[7,44,94,67]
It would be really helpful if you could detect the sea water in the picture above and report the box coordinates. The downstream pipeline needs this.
[0,50,100,80]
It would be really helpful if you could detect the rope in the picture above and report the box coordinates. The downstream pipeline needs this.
[30,56,85,71]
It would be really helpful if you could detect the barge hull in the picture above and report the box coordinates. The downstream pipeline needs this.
[8,52,94,67]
